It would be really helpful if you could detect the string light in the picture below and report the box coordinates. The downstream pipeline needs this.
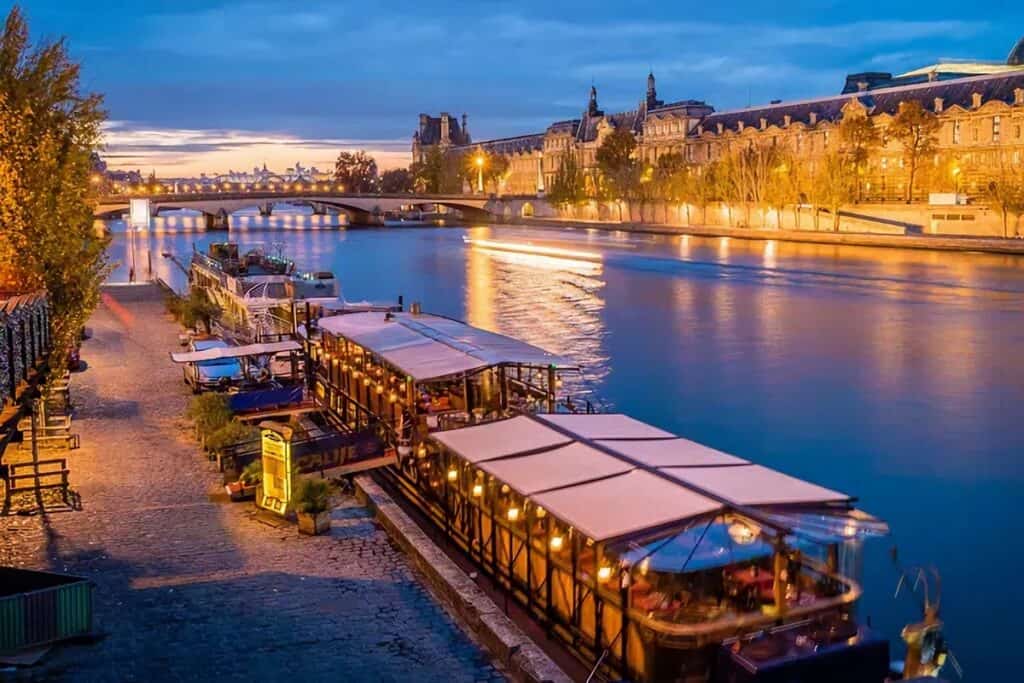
[597,566,613,582]
[549,535,564,551]
[447,468,458,482]
[472,483,483,497]
[507,507,520,522]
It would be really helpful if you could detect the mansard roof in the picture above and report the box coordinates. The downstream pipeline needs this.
[696,70,1024,134]
[576,109,643,142]
[455,133,545,155]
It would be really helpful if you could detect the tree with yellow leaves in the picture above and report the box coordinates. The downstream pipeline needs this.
[0,6,109,376]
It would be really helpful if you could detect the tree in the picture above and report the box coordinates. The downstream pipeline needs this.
[460,149,508,194]
[691,161,721,226]
[181,287,221,334]
[546,151,587,212]
[888,100,940,202]
[0,6,109,378]
[985,156,1024,238]
[653,152,691,223]
[764,150,800,229]
[333,150,378,192]
[838,108,881,201]
[807,151,857,231]
[595,127,640,219]
[410,146,460,194]
[380,167,413,194]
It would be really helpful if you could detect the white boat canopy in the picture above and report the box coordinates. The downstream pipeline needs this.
[317,312,577,382]
[430,413,868,543]
[431,415,572,463]
[169,340,301,364]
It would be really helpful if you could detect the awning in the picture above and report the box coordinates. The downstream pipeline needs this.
[532,470,722,542]
[537,413,676,440]
[477,442,633,496]
[660,464,851,506]
[169,340,301,364]
[430,415,571,464]
[317,312,576,382]
[597,438,749,468]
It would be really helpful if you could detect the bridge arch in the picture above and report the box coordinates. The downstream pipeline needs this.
[520,202,535,218]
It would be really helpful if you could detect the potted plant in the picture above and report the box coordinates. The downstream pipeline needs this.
[226,459,262,501]
[293,478,332,535]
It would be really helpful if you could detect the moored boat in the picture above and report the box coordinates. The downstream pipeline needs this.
[300,308,932,682]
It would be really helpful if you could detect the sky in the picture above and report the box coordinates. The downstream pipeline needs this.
[13,1,1024,176]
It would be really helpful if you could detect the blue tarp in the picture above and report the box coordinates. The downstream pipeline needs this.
[228,385,304,412]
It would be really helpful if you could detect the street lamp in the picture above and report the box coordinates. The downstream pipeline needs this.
[474,154,485,193]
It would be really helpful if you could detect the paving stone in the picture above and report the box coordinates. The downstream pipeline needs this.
[0,285,505,682]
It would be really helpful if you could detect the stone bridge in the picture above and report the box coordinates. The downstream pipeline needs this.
[94,191,551,227]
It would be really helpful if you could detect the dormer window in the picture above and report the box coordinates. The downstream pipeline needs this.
[972,92,982,108]
[760,117,767,130]
[716,123,724,134]
[809,112,818,125]
[934,98,944,113]
[1015,88,1024,105]
[737,120,745,131]
[783,114,792,127]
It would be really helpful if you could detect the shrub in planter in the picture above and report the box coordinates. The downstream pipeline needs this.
[205,419,258,455]
[226,458,263,501]
[187,393,232,441]
[292,478,332,535]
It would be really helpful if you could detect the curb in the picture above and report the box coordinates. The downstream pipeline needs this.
[354,475,573,683]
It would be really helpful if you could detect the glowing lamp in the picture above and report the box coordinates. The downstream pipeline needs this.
[363,378,371,387]
[507,507,520,522]
[417,444,427,458]
[727,521,759,545]
[472,483,484,497]
[597,566,613,582]
[389,392,398,403]
[535,507,546,519]
[376,385,384,395]
[549,535,564,551]
[447,469,458,482]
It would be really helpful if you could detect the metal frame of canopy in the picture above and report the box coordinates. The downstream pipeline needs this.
[388,412,885,682]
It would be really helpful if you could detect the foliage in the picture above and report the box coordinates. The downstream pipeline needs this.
[380,167,413,194]
[333,150,378,193]
[0,6,109,379]
[888,101,940,202]
[838,107,880,201]
[186,392,232,435]
[240,459,263,486]
[807,151,858,231]
[985,157,1024,238]
[595,127,640,206]
[459,149,509,193]
[292,477,331,515]
[205,419,258,454]
[181,287,221,334]
[410,146,461,193]
[546,151,587,208]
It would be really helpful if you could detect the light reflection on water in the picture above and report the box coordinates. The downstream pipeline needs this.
[104,222,1024,679]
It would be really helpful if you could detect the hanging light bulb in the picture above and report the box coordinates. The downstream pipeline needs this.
[597,566,613,582]
[507,507,520,522]
[549,535,564,551]
[376,384,384,395]
[472,483,484,497]
[535,507,546,519]
[389,392,398,403]
[447,468,458,482]
[417,444,427,458]
[727,521,760,545]
[639,557,650,576]
[363,377,371,387]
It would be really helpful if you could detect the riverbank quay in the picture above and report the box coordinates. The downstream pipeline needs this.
[0,284,505,682]
[518,216,1024,256]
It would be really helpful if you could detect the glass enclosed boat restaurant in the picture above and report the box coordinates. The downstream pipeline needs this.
[305,311,891,682]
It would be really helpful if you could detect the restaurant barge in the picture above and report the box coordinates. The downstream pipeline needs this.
[303,310,893,682]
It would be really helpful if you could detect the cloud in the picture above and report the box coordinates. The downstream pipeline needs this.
[101,122,410,176]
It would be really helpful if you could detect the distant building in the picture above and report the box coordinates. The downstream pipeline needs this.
[416,35,1024,201]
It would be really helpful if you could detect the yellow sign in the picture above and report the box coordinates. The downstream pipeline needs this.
[258,424,293,516]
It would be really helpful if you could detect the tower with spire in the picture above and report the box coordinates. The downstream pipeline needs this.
[646,71,663,110]
[587,84,602,117]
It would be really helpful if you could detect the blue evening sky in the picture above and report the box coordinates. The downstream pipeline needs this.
[12,1,1023,174]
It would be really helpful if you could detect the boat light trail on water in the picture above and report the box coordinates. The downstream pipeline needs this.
[463,237,603,263]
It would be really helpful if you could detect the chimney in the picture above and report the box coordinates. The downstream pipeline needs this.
[440,112,451,143]
[461,113,468,140]
[809,112,818,125]
[934,97,944,113]
[1015,88,1024,105]
[972,92,982,109]
[783,114,792,126]
[418,113,428,133]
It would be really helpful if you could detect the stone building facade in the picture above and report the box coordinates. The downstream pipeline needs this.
[414,37,1024,202]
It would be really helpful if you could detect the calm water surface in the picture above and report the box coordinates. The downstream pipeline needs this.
[106,218,1024,680]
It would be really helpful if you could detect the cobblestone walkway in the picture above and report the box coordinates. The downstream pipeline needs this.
[0,285,504,682]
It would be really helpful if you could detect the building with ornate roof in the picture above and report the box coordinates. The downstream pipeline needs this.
[415,35,1024,203]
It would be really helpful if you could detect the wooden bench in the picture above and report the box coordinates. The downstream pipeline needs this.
[1,459,71,513]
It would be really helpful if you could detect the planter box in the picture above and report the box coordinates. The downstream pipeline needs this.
[297,510,331,535]
[0,568,93,654]
[224,481,259,502]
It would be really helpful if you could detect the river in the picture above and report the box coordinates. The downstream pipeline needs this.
[104,216,1024,680]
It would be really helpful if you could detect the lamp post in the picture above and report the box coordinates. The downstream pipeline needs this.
[474,154,484,194]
